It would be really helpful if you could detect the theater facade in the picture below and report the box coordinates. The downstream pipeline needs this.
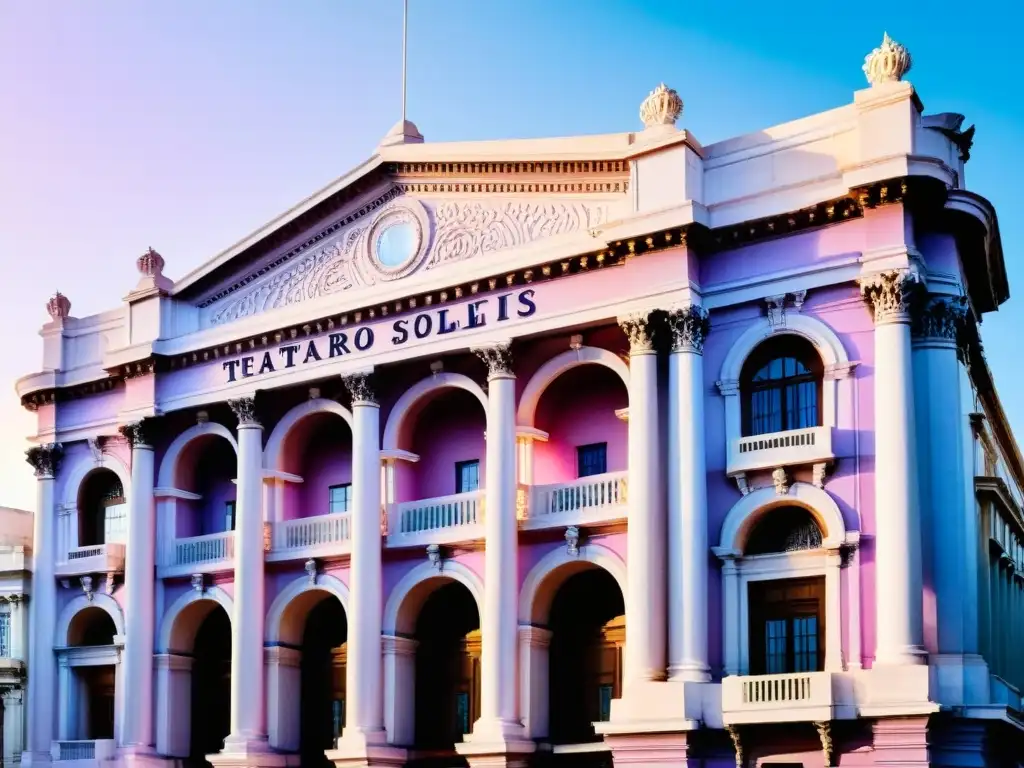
[16,35,1024,768]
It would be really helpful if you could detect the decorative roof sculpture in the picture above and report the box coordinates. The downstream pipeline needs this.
[640,83,683,129]
[863,33,912,85]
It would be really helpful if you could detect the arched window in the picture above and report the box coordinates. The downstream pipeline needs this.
[746,506,824,556]
[79,472,127,548]
[741,337,823,437]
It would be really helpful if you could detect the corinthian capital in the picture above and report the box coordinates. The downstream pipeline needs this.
[473,341,514,379]
[618,311,659,354]
[118,419,155,448]
[667,304,710,354]
[228,396,260,426]
[912,295,967,342]
[342,372,378,405]
[26,443,63,478]
[858,270,919,324]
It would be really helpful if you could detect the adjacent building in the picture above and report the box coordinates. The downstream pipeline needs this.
[1,507,32,768]
[14,34,1022,768]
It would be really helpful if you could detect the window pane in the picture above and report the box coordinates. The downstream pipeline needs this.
[577,443,608,478]
[329,484,352,514]
[455,691,471,735]
[764,619,788,674]
[104,501,128,545]
[0,611,10,657]
[751,388,783,435]
[225,502,235,532]
[792,616,819,672]
[597,684,613,722]
[332,699,345,740]
[456,461,480,494]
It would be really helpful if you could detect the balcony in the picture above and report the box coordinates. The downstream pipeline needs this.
[51,739,116,764]
[726,426,835,477]
[55,544,126,580]
[158,531,234,579]
[521,471,628,530]
[721,671,853,724]
[267,512,352,562]
[387,490,485,548]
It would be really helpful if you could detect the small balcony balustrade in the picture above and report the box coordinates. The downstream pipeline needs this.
[55,544,126,580]
[51,739,116,764]
[520,471,628,530]
[721,671,853,724]
[267,512,352,562]
[726,426,835,478]
[386,490,485,548]
[158,531,234,579]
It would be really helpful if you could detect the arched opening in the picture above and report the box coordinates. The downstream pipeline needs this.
[548,569,625,745]
[403,390,487,504]
[744,507,826,675]
[412,581,481,756]
[177,436,238,538]
[740,336,823,437]
[77,470,126,548]
[280,413,353,522]
[298,598,347,768]
[188,605,231,767]
[66,607,117,741]
[533,366,628,487]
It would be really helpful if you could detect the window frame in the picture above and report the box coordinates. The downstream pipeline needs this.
[740,338,824,437]
[329,483,353,515]
[455,460,481,495]
[748,576,825,675]
[576,442,608,479]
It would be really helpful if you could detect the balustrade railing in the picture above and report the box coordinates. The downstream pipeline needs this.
[528,471,628,520]
[52,739,116,762]
[272,512,351,551]
[169,531,234,567]
[727,425,834,476]
[395,491,484,535]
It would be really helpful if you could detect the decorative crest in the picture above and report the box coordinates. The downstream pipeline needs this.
[228,396,260,426]
[26,443,63,478]
[859,270,919,324]
[47,292,71,322]
[640,83,683,129]
[666,304,710,354]
[426,543,444,571]
[863,33,912,85]
[137,247,166,278]
[473,341,514,379]
[118,420,154,448]
[565,525,581,557]
[191,573,206,593]
[342,372,377,405]
[618,312,658,354]
[304,558,319,585]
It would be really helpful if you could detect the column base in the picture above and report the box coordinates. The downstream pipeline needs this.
[120,746,180,768]
[209,735,293,768]
[326,730,406,768]
[667,662,711,684]
[857,664,939,718]
[931,653,991,707]
[600,729,700,768]
[596,680,711,733]
[455,720,534,768]
[21,751,53,768]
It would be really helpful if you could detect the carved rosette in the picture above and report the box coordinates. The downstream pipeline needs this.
[26,443,63,479]
[618,312,658,355]
[859,270,919,325]
[118,420,154,449]
[667,304,710,354]
[473,342,514,379]
[342,372,378,406]
[228,396,260,426]
[912,295,967,343]
[862,33,912,85]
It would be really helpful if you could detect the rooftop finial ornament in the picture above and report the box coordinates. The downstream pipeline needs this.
[863,33,912,85]
[132,246,173,294]
[640,83,683,129]
[46,291,71,322]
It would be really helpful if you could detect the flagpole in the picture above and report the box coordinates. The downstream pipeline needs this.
[401,0,408,125]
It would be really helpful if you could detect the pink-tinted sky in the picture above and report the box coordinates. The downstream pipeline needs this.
[1,1,1020,511]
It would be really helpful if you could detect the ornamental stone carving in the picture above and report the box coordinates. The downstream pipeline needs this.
[667,304,710,354]
[342,372,377,405]
[80,576,94,602]
[228,397,260,426]
[118,420,154,449]
[304,558,319,584]
[912,295,967,341]
[863,33,912,85]
[26,443,63,478]
[46,292,71,322]
[473,341,514,379]
[618,312,658,354]
[773,467,790,496]
[815,721,834,768]
[859,270,919,324]
[726,725,744,768]
[191,573,206,593]
[137,247,166,278]
[426,543,443,571]
[639,83,683,128]
[565,526,581,557]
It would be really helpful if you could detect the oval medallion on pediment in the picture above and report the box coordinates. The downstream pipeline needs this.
[363,198,432,281]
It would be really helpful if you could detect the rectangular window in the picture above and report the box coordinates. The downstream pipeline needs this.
[0,610,10,657]
[225,501,236,532]
[597,684,613,722]
[331,699,345,741]
[577,442,608,478]
[455,691,471,735]
[748,577,824,675]
[456,460,480,494]
[329,484,352,515]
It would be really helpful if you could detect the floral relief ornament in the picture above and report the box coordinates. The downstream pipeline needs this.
[863,33,912,85]
[618,312,658,354]
[667,305,710,354]
[26,443,63,478]
[473,342,514,378]
[228,396,260,426]
[859,270,920,324]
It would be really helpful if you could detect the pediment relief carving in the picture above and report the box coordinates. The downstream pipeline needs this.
[202,195,609,327]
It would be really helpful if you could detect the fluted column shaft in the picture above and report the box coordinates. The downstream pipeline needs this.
[619,313,666,686]
[666,306,711,682]
[861,272,926,665]
[474,342,520,734]
[119,422,157,750]
[23,444,62,767]
[225,398,268,749]
[343,373,386,740]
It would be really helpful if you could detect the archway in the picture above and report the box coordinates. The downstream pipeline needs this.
[188,606,231,768]
[76,469,127,548]
[61,607,118,743]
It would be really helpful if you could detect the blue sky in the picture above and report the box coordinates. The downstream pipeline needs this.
[0,1,1019,509]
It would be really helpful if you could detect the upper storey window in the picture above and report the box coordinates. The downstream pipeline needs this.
[456,460,480,494]
[577,443,608,478]
[741,337,823,437]
[79,471,127,548]
[0,605,10,657]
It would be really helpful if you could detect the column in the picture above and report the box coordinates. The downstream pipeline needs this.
[118,421,157,754]
[721,557,740,676]
[382,636,418,747]
[469,342,521,737]
[824,549,843,671]
[340,373,386,746]
[517,626,552,740]
[222,397,268,754]
[666,305,711,682]
[860,271,926,665]
[3,688,26,768]
[618,312,666,685]
[23,443,62,768]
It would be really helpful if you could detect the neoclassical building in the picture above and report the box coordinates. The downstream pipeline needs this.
[1,507,32,768]
[15,35,1023,768]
